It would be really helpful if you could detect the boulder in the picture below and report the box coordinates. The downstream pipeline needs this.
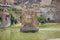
[20,23,39,33]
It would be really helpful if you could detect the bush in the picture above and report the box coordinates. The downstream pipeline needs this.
[0,8,4,11]
[37,16,48,24]
[8,7,20,14]
[8,7,18,11]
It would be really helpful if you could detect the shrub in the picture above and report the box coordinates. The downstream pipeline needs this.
[8,7,18,11]
[8,7,21,14]
[37,16,48,24]
[0,8,4,11]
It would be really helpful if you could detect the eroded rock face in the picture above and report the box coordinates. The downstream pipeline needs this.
[20,23,39,33]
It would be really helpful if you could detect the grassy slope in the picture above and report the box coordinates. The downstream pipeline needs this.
[0,28,40,40]
[40,23,60,28]
[0,28,60,40]
[0,23,60,40]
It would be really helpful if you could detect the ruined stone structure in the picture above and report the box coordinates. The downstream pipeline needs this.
[0,9,11,28]
[21,9,39,27]
[0,1,11,27]
[0,0,60,28]
[7,0,60,22]
[51,0,60,22]
[39,0,60,22]
[20,5,39,32]
[40,0,52,6]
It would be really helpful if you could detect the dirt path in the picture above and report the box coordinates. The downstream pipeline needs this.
[39,28,60,31]
[48,38,60,40]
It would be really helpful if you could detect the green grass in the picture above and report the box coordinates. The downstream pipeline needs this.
[0,28,40,40]
[0,27,60,40]
[0,23,60,40]
[40,23,60,28]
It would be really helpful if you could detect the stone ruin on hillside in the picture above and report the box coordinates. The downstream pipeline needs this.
[20,8,39,32]
[0,2,11,28]
[0,9,11,28]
